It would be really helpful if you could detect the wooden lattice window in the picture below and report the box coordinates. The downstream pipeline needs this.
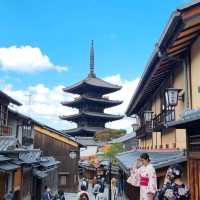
[0,104,8,126]
[59,175,67,186]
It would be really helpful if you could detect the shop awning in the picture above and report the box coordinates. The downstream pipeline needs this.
[116,150,186,175]
[40,156,60,168]
[0,163,20,171]
[167,109,200,128]
[33,169,48,179]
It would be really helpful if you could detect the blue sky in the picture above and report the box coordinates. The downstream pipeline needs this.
[0,0,190,130]
[0,0,189,88]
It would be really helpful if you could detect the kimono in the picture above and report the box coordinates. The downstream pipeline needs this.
[127,163,157,200]
[153,182,190,200]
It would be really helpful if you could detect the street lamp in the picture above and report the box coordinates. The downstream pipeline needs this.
[165,88,181,107]
[108,155,112,200]
[69,151,77,160]
[131,114,141,132]
[143,111,154,122]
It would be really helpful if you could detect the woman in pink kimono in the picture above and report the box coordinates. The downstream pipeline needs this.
[127,153,157,200]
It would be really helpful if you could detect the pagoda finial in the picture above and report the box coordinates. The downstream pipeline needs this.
[89,40,96,77]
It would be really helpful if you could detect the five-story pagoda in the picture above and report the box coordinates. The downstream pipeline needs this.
[60,41,123,137]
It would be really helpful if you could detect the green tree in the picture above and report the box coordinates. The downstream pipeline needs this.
[95,128,126,142]
[104,142,124,158]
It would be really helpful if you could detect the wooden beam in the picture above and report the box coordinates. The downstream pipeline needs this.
[34,125,78,147]
[178,24,200,39]
[173,33,198,47]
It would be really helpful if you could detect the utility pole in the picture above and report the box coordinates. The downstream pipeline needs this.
[108,155,112,200]
[25,90,33,117]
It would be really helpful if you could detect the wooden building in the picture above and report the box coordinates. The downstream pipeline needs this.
[0,90,59,200]
[125,1,200,199]
[33,124,81,192]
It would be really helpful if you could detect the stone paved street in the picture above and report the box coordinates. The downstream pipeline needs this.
[65,184,129,200]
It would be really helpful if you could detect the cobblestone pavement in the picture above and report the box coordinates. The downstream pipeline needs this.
[65,185,129,200]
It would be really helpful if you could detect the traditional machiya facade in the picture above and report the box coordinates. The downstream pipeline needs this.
[33,125,81,192]
[126,1,200,199]
[0,91,60,200]
[60,41,123,137]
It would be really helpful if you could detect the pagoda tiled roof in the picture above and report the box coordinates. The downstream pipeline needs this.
[63,76,121,95]
[60,111,123,122]
[63,127,104,137]
[61,95,122,108]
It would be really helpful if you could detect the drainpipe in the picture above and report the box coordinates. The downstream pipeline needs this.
[183,56,190,111]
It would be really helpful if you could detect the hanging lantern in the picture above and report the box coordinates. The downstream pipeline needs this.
[165,88,181,107]
[131,114,141,131]
[143,111,154,122]
[69,151,77,160]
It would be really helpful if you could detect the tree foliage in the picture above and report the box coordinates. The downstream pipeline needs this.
[103,142,124,158]
[95,128,126,142]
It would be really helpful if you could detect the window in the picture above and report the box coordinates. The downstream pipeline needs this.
[59,175,67,186]
[0,104,8,126]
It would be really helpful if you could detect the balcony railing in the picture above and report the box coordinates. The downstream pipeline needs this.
[0,125,12,136]
[22,137,33,146]
[153,109,175,132]
[136,120,153,138]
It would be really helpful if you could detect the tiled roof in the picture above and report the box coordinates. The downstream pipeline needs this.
[116,150,186,174]
[40,156,60,168]
[0,162,20,171]
[18,150,41,164]
[60,111,123,121]
[0,136,19,151]
[109,133,136,144]
[0,155,11,162]
[0,90,22,106]
[75,136,104,146]
[63,76,121,94]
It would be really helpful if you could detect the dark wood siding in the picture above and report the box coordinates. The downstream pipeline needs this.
[33,129,79,192]
[188,128,200,200]
[0,173,7,200]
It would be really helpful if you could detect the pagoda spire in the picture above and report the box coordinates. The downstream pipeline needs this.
[88,40,96,77]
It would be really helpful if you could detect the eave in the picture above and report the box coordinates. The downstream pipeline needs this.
[60,111,123,122]
[126,2,200,116]
[63,76,122,95]
[61,95,122,108]
[63,127,104,137]
[0,91,22,106]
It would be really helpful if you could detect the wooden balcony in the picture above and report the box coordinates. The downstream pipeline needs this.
[22,137,33,146]
[0,125,12,136]
[136,120,153,138]
[153,109,175,132]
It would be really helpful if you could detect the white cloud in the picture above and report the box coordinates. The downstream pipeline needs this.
[104,74,140,133]
[1,74,139,132]
[3,83,76,130]
[0,45,68,73]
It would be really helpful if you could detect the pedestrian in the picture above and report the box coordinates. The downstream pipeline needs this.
[77,181,89,200]
[80,177,89,191]
[153,164,190,200]
[42,186,52,200]
[58,191,65,200]
[92,176,97,188]
[127,153,157,200]
[96,191,107,200]
[3,191,14,200]
[117,169,124,197]
[78,193,89,200]
[93,182,101,199]
[111,177,117,200]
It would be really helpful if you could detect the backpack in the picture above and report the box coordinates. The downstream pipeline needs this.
[80,179,88,191]
[93,184,100,194]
